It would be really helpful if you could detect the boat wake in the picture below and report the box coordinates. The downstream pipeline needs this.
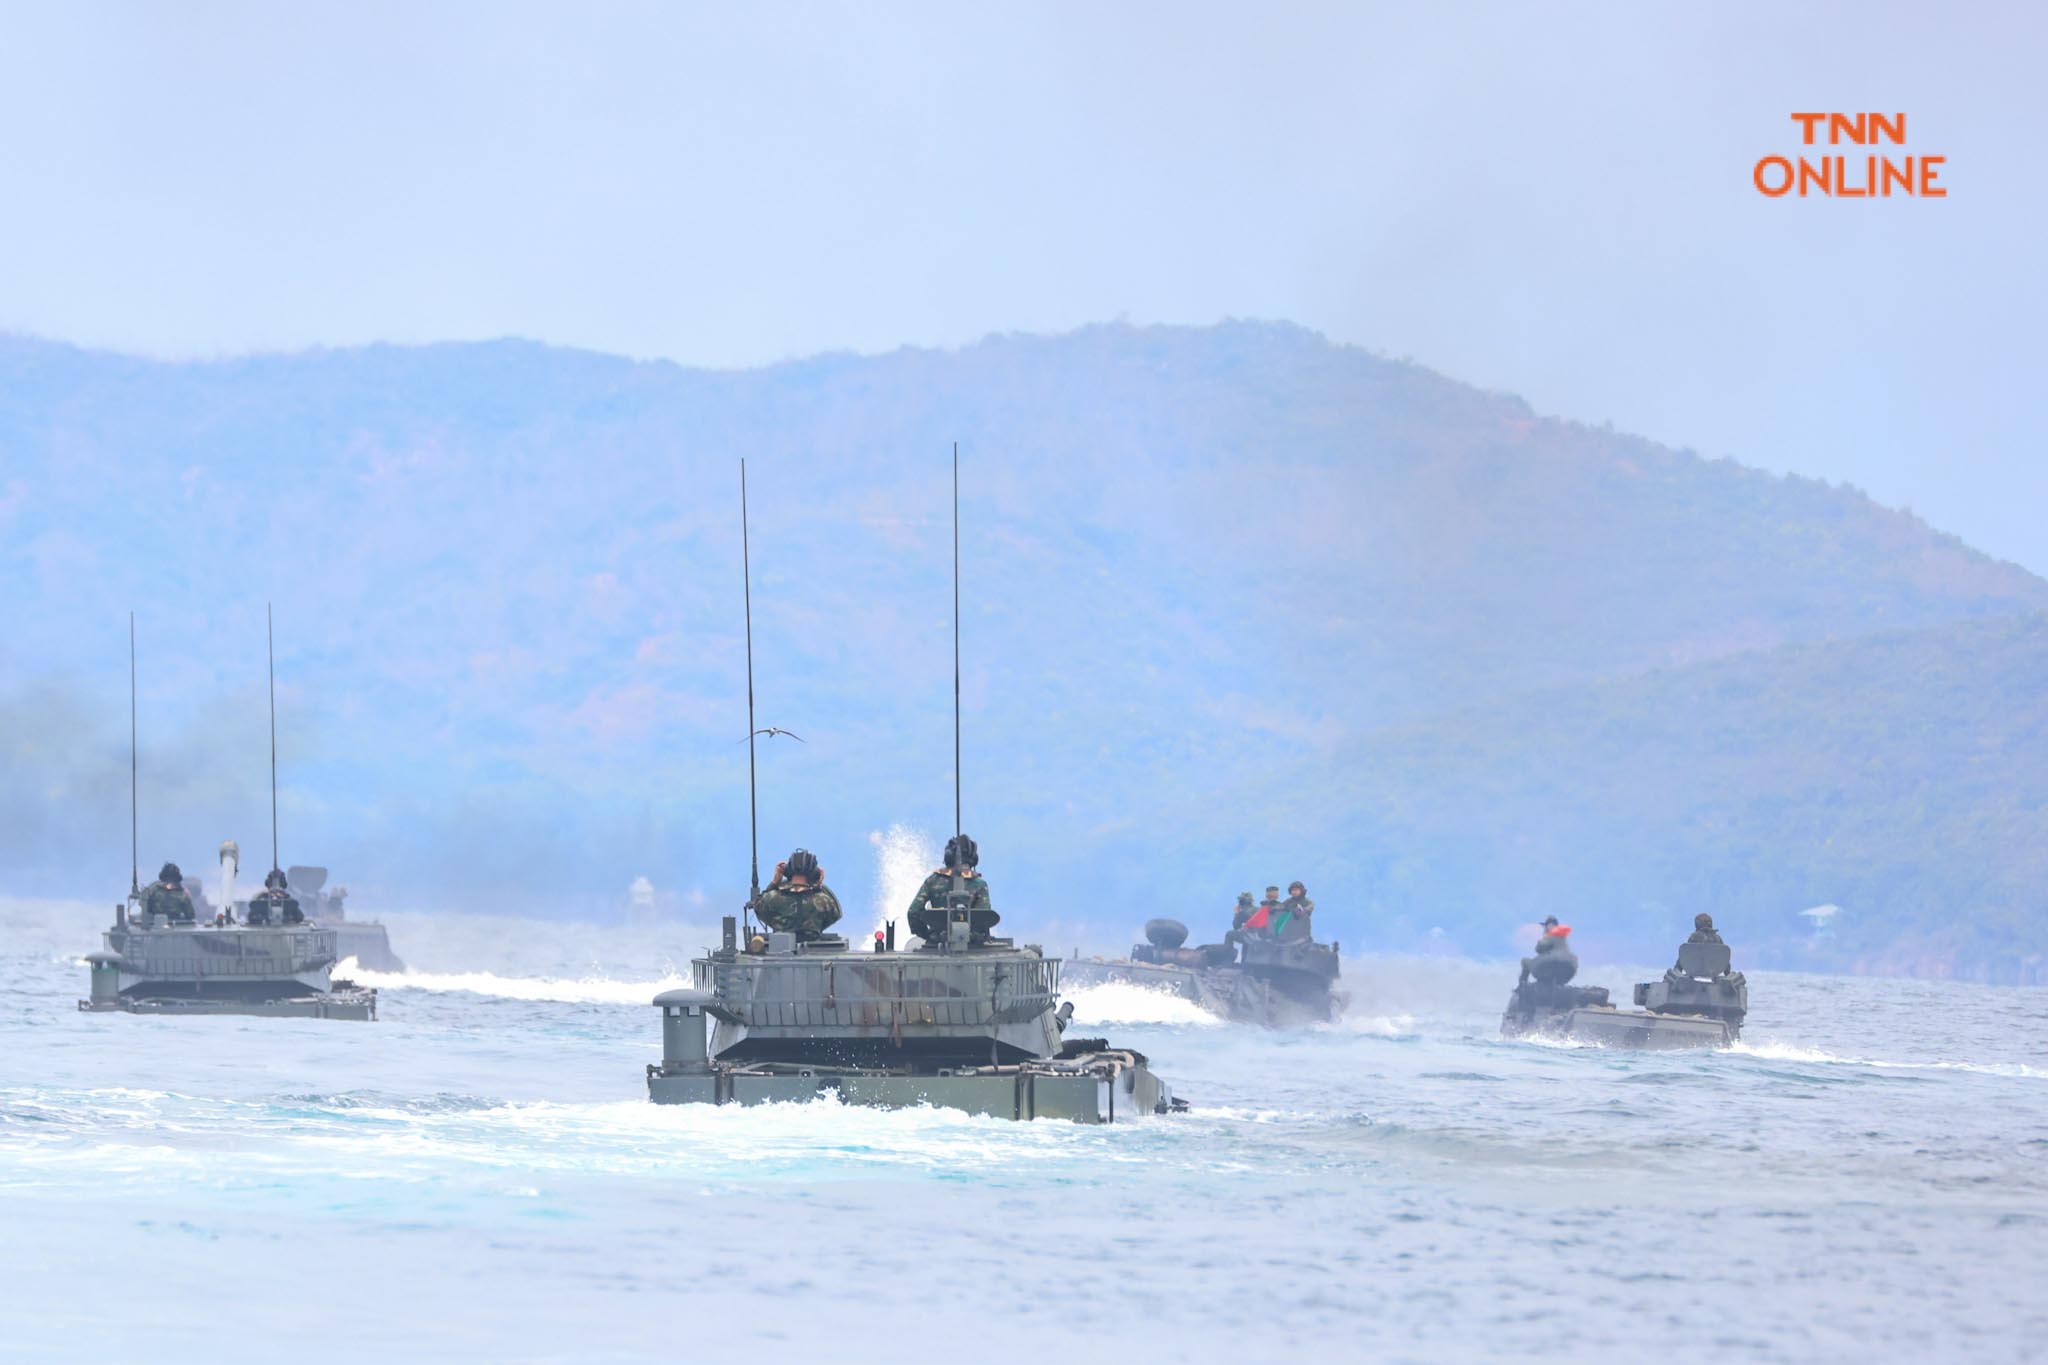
[1731,1040,2045,1080]
[334,958,688,1006]
[1334,1012,1418,1037]
[1061,980,1221,1027]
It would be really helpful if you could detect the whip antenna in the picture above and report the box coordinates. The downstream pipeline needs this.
[129,611,138,896]
[952,441,962,845]
[267,603,279,876]
[947,441,967,927]
[741,460,760,930]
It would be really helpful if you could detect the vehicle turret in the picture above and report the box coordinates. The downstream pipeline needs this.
[1633,939,1748,1032]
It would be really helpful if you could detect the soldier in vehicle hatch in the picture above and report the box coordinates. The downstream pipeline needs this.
[753,848,843,942]
[905,834,997,944]
[1687,913,1724,945]
[1276,881,1315,942]
[244,867,304,927]
[1519,922,1578,988]
[142,862,196,923]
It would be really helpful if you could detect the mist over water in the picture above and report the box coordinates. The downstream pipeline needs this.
[6,892,2045,1363]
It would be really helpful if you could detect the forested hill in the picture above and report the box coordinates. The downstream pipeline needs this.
[1,322,2042,979]
[1274,612,2048,983]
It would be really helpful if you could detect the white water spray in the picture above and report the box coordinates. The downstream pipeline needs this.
[866,823,936,945]
[626,875,657,928]
[1060,980,1222,1027]
[218,839,239,913]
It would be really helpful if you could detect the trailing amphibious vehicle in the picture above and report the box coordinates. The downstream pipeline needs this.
[1064,917,1346,1027]
[285,864,405,973]
[1500,918,1747,1050]
[81,888,377,1020]
[647,452,1181,1122]
[82,610,374,1022]
[649,911,1178,1121]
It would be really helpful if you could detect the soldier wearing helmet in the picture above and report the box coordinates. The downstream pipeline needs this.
[142,861,197,924]
[1276,881,1316,942]
[905,834,998,944]
[244,867,304,927]
[754,847,843,942]
[1687,912,1724,945]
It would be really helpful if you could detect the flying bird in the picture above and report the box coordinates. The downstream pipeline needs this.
[741,727,806,743]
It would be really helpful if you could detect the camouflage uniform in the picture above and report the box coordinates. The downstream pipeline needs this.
[1230,894,1257,932]
[1276,894,1315,942]
[905,869,997,942]
[754,880,844,941]
[142,879,196,923]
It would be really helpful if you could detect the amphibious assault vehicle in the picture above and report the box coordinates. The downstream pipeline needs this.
[649,913,1179,1122]
[85,611,375,1021]
[649,452,1182,1121]
[81,894,377,1021]
[285,864,405,973]
[1063,917,1346,1026]
[1500,936,1747,1050]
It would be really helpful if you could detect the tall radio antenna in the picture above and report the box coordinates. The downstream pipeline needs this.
[741,460,760,929]
[267,603,279,876]
[129,611,139,896]
[952,441,962,843]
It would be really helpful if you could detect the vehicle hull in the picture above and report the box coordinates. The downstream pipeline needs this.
[647,1052,1174,1123]
[1063,950,1344,1027]
[1501,1000,1735,1050]
[81,919,378,1023]
[79,988,377,1021]
[647,932,1182,1122]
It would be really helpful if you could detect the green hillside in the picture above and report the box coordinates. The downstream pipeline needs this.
[1305,613,2048,982]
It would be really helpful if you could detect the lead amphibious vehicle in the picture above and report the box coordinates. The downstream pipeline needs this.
[649,913,1179,1122]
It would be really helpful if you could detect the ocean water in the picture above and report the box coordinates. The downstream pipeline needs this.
[3,897,2044,1363]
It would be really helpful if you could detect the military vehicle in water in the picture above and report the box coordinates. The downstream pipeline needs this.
[284,865,405,972]
[649,914,1178,1121]
[81,890,377,1020]
[1500,922,1747,1050]
[647,453,1181,1122]
[1063,917,1346,1026]
[82,610,375,1022]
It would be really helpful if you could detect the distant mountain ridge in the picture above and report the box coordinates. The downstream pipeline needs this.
[1,322,2041,979]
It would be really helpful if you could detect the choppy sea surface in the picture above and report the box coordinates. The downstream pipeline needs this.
[3,896,2044,1364]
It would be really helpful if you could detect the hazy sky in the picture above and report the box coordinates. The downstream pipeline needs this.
[3,3,2044,571]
